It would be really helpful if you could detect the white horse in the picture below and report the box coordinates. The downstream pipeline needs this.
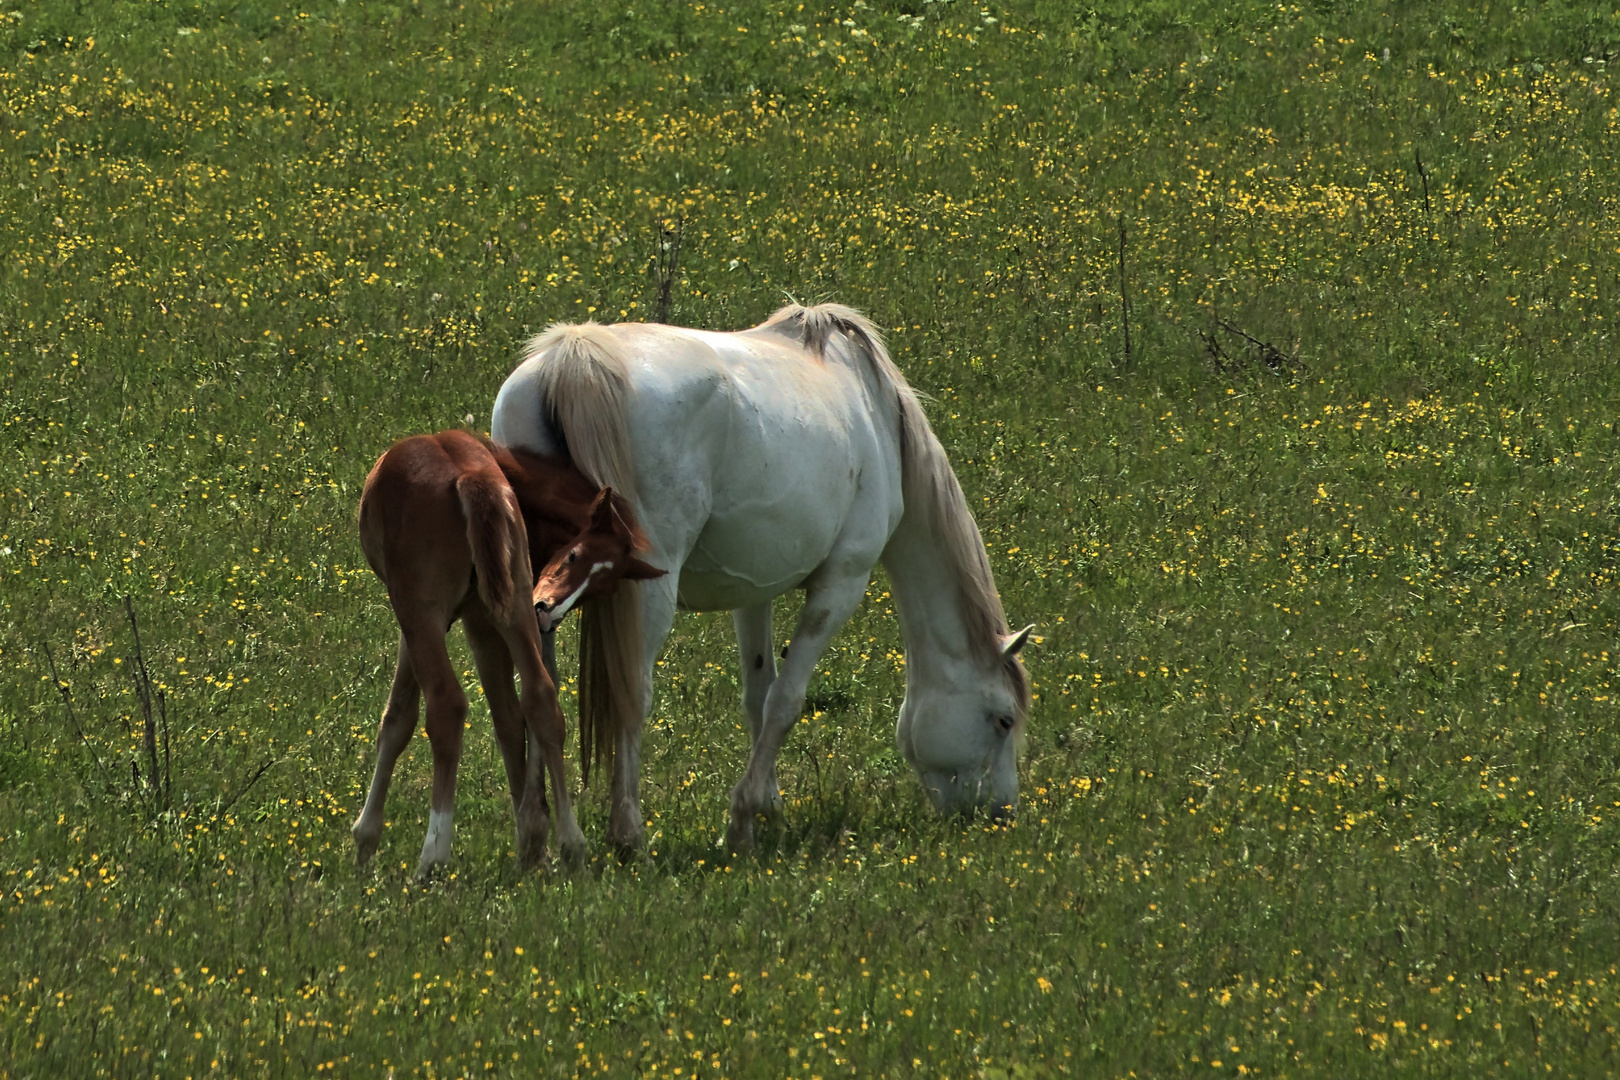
[490,303,1031,852]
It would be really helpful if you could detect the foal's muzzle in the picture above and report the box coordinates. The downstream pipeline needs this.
[533,599,557,632]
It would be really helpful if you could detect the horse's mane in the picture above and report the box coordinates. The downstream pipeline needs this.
[758,303,1031,720]
[512,322,644,781]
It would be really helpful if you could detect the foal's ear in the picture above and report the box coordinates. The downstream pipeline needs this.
[1000,624,1035,659]
[588,487,617,532]
[605,488,642,543]
[623,553,667,581]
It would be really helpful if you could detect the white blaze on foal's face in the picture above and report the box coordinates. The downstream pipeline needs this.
[532,543,612,631]
[530,489,667,631]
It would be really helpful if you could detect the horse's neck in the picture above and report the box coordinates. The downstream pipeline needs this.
[881,511,976,677]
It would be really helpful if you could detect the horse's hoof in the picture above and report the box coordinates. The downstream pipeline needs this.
[516,838,549,870]
[353,829,379,867]
[414,858,448,883]
[515,814,551,868]
[607,811,644,856]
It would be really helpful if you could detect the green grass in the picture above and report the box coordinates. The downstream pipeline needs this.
[4,0,1620,1075]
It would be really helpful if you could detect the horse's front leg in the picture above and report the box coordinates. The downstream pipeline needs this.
[732,601,779,809]
[519,653,585,864]
[728,570,870,853]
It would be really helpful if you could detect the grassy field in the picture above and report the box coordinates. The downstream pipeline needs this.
[4,0,1620,1075]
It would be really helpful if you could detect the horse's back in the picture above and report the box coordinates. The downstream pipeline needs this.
[493,322,904,611]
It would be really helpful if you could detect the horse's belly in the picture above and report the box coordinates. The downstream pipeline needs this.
[674,505,841,610]
[674,568,801,612]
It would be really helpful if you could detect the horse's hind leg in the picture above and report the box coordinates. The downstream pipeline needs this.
[540,628,558,686]
[353,633,421,866]
[608,578,679,854]
[405,624,468,879]
[728,570,870,853]
[465,606,549,866]
[733,601,780,808]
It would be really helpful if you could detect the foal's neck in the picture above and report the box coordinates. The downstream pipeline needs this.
[498,449,595,520]
[493,447,598,559]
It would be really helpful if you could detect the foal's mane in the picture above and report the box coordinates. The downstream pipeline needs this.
[758,303,1031,718]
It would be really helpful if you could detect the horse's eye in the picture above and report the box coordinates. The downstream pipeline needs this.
[991,714,1015,736]
[566,551,577,564]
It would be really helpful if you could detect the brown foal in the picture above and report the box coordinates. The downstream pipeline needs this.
[353,429,662,876]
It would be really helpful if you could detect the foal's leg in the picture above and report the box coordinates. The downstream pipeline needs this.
[732,601,780,808]
[353,633,421,865]
[727,570,871,853]
[405,624,469,879]
[503,615,586,863]
[464,606,548,865]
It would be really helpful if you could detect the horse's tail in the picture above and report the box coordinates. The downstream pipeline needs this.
[514,322,643,783]
[455,470,527,627]
[759,302,1027,712]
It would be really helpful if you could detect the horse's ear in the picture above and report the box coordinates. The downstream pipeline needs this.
[623,553,667,581]
[1000,624,1035,659]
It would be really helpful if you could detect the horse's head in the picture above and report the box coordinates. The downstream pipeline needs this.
[895,624,1033,818]
[532,488,664,632]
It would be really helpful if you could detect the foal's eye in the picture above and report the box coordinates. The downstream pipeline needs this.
[566,551,577,564]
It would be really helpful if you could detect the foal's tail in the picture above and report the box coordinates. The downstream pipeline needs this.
[514,323,643,783]
[455,471,527,626]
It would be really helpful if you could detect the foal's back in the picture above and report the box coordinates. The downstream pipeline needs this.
[358,429,524,622]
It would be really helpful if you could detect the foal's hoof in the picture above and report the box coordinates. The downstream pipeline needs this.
[725,814,756,855]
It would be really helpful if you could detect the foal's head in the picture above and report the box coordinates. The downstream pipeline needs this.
[532,488,664,631]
